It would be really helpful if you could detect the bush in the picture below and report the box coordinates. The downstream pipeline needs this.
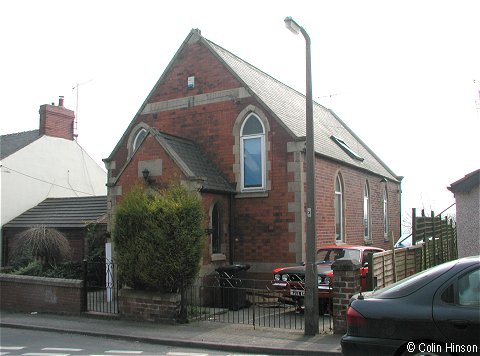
[11,260,43,276]
[11,225,71,268]
[113,185,204,292]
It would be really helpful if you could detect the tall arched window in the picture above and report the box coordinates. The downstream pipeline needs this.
[211,203,221,254]
[240,114,265,190]
[335,175,344,242]
[383,188,389,237]
[363,182,370,240]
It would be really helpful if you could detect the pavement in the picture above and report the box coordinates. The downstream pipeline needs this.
[0,310,342,355]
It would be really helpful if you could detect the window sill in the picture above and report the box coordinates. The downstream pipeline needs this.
[235,191,268,199]
[211,253,226,262]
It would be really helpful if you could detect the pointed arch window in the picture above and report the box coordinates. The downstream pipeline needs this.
[383,188,389,237]
[335,175,344,242]
[132,128,147,152]
[363,183,371,240]
[212,203,221,254]
[240,114,265,190]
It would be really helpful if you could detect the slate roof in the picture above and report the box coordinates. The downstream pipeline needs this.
[3,196,107,228]
[150,128,235,193]
[204,37,400,182]
[448,169,480,193]
[0,130,40,160]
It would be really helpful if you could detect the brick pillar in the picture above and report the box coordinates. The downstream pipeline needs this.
[331,259,361,334]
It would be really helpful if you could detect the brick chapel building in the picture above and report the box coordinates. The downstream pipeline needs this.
[104,29,402,278]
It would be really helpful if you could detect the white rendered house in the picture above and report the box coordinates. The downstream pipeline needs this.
[0,98,106,264]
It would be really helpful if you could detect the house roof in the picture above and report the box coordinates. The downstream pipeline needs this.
[107,29,400,182]
[203,37,400,182]
[0,130,40,160]
[3,196,107,228]
[448,169,480,193]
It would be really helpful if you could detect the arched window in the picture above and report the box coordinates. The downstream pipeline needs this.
[335,175,344,242]
[211,203,221,254]
[240,114,265,190]
[132,128,147,152]
[363,182,370,240]
[383,188,389,237]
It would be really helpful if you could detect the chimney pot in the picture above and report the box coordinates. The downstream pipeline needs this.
[59,96,64,107]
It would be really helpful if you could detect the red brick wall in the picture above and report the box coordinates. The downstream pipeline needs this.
[0,274,84,314]
[118,289,180,324]
[231,125,296,264]
[315,157,400,250]
[111,40,298,267]
[109,36,401,270]
[115,134,186,198]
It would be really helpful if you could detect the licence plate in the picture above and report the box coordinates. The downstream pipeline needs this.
[290,289,305,297]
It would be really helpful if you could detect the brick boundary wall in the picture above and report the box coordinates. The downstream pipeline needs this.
[331,259,361,334]
[118,289,181,324]
[0,274,84,314]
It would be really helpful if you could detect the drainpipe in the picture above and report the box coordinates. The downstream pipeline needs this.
[229,193,235,265]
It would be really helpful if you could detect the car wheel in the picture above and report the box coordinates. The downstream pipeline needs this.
[400,342,450,356]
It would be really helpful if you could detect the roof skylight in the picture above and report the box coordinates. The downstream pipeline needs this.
[330,135,364,162]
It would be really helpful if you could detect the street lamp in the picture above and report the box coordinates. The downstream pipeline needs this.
[284,16,319,335]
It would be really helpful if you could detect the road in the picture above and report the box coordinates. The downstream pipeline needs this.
[0,327,271,356]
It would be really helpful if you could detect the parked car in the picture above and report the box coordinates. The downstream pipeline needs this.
[341,255,480,356]
[272,245,384,314]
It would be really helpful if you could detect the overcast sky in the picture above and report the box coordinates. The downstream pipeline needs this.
[1,0,479,229]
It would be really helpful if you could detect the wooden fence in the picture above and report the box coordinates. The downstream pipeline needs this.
[366,208,457,290]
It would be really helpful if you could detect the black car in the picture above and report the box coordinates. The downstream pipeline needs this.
[341,256,480,356]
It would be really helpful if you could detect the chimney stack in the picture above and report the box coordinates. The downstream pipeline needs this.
[39,97,75,140]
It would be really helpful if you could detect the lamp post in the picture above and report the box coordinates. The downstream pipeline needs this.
[284,16,319,335]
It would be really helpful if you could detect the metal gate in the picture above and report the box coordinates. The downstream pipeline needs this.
[83,260,120,314]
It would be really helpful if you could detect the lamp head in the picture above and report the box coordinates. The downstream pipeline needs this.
[142,168,150,180]
[284,16,301,35]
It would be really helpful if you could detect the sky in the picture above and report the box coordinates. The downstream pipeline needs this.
[1,0,479,231]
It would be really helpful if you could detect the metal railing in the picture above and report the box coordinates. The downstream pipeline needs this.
[186,275,332,332]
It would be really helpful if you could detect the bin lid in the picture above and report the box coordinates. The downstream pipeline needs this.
[215,264,250,272]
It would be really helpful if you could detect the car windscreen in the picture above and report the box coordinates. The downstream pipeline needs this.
[370,259,458,298]
[317,248,360,264]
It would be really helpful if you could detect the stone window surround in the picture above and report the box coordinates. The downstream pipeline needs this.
[232,105,271,197]
[127,122,150,159]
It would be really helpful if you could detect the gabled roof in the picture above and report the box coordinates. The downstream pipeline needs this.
[448,169,480,193]
[3,196,107,228]
[151,129,235,193]
[108,29,400,182]
[114,127,235,194]
[0,130,40,160]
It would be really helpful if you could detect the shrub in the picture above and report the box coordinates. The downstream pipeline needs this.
[113,185,204,292]
[11,225,71,268]
[11,260,43,276]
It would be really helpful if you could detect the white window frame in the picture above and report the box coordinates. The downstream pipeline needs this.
[364,182,371,240]
[335,175,344,243]
[383,188,389,237]
[240,114,266,191]
[132,128,147,152]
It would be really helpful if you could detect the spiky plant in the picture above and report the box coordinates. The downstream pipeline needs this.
[12,225,71,267]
